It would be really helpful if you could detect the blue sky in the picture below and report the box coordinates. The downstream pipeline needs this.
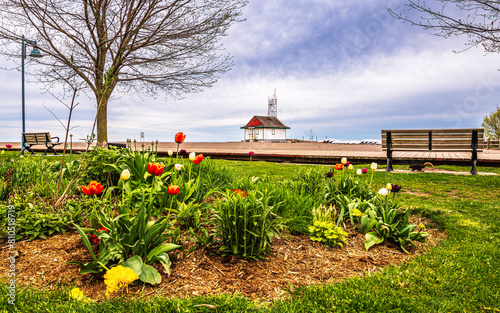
[1,0,500,143]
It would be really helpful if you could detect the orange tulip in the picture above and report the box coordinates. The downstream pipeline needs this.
[167,185,180,195]
[81,181,104,196]
[193,154,203,165]
[334,164,344,171]
[175,132,186,144]
[148,163,165,176]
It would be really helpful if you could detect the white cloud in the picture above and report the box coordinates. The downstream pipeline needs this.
[1,1,499,143]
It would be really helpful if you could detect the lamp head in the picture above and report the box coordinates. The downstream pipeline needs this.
[29,47,42,58]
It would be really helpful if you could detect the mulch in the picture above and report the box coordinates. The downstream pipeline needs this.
[0,215,446,303]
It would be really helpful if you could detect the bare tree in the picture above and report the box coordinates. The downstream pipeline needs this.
[389,1,500,53]
[304,128,316,141]
[0,0,248,145]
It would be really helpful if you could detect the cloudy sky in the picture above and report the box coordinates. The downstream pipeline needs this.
[1,0,500,143]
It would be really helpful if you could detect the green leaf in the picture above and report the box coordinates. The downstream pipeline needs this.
[73,223,97,261]
[365,232,384,251]
[149,252,172,276]
[146,243,181,262]
[360,215,377,234]
[122,255,143,277]
[139,263,161,285]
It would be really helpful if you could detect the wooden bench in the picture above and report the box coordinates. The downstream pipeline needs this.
[382,128,484,175]
[21,132,61,155]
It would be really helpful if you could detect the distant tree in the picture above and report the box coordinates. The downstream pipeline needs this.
[389,1,500,53]
[0,0,247,145]
[482,106,500,139]
[304,129,316,141]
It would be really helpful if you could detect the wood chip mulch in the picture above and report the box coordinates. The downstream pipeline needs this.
[0,216,445,302]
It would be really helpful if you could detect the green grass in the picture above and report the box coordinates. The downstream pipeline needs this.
[1,160,500,312]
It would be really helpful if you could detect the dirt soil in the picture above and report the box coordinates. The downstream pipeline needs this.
[0,216,445,303]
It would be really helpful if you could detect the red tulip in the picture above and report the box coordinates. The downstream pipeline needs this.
[232,189,247,198]
[334,164,344,171]
[81,181,104,196]
[91,227,109,245]
[175,132,186,144]
[167,185,180,195]
[148,162,165,176]
[6,144,12,149]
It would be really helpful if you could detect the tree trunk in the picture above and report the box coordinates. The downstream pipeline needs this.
[96,93,109,147]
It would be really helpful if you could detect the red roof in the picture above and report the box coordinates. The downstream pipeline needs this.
[241,116,290,129]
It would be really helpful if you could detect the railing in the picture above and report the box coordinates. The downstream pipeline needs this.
[486,139,500,149]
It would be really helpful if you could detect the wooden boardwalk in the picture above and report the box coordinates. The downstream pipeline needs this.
[2,141,500,166]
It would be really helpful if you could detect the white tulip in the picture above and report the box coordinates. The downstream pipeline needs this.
[189,152,196,161]
[371,162,378,171]
[167,150,173,156]
[378,188,389,196]
[356,169,362,176]
[174,164,183,171]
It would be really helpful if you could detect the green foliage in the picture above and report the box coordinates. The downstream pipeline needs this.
[213,189,285,259]
[308,221,348,248]
[482,106,500,139]
[360,195,428,253]
[0,200,84,240]
[308,203,348,247]
[70,193,181,283]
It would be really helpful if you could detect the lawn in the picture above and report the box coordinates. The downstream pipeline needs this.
[0,148,499,313]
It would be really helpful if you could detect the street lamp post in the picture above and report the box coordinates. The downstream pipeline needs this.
[21,35,42,150]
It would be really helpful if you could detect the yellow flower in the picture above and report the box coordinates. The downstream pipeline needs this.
[168,150,173,156]
[120,169,130,181]
[386,183,392,191]
[104,265,139,298]
[341,157,347,165]
[0,150,4,154]
[348,164,353,170]
[69,287,91,303]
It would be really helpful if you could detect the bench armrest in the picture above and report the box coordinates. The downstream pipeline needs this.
[52,136,60,142]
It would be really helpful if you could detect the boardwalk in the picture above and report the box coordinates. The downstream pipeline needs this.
[3,141,500,166]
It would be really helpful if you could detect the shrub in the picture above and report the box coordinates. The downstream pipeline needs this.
[213,189,285,259]
[308,204,348,248]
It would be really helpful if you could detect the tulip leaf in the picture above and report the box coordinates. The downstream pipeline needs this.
[139,263,161,285]
[365,232,384,251]
[146,243,181,262]
[122,255,143,277]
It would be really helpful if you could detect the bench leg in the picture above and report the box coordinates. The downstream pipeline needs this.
[43,146,59,155]
[21,145,36,156]
[471,160,478,175]
[386,149,394,172]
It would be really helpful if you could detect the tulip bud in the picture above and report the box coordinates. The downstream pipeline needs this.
[341,157,347,165]
[386,183,392,191]
[168,150,173,156]
[356,169,362,175]
[120,169,130,181]
[174,164,183,171]
[189,152,196,161]
[371,162,378,171]
[378,188,389,197]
